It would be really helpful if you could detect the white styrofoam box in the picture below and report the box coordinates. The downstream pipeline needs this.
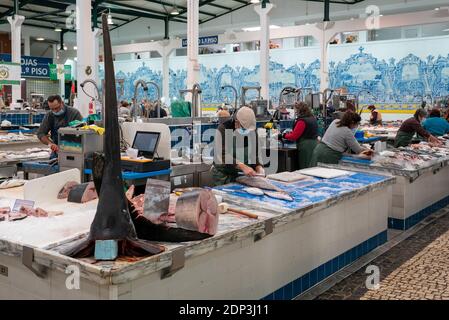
[23,168,81,204]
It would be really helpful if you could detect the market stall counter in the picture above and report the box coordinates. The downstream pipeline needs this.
[338,141,449,230]
[0,135,42,152]
[0,167,394,300]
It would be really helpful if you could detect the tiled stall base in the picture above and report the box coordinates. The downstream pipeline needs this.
[262,230,388,300]
[389,195,449,230]
[0,113,30,126]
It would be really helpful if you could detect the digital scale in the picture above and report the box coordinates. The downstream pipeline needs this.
[121,131,170,172]
[84,130,170,173]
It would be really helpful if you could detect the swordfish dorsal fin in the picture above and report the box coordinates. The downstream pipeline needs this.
[88,11,136,241]
[62,14,164,258]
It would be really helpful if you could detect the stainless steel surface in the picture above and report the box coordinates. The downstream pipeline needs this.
[132,80,149,120]
[80,79,103,120]
[58,128,103,181]
[59,152,84,169]
[220,85,238,110]
[278,86,300,109]
[170,162,213,188]
[80,79,101,104]
[356,90,376,113]
[140,116,273,126]
[179,83,202,118]
[0,165,16,179]
[146,81,162,118]
[240,86,261,107]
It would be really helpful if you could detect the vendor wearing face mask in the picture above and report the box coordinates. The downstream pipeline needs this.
[37,95,83,158]
[212,106,264,185]
[310,112,373,166]
[394,109,441,148]
[278,102,318,169]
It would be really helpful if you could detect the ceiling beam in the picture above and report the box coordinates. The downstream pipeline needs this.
[230,0,248,4]
[98,0,193,23]
[103,6,186,23]
[304,0,364,4]
[204,2,233,10]
[144,0,216,17]
[200,1,251,25]
[0,3,128,25]
[23,0,69,10]
[173,0,216,19]
[110,16,140,32]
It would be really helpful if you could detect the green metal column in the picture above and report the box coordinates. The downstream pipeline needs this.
[164,16,169,40]
[59,30,67,51]
[324,0,330,22]
[262,0,270,9]
[13,0,19,16]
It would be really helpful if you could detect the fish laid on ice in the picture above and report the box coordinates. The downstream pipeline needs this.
[244,187,264,196]
[236,176,283,192]
[8,212,28,221]
[19,206,63,218]
[263,191,294,202]
[0,179,25,189]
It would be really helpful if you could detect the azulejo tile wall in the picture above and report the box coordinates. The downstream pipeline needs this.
[100,36,449,110]
[330,47,449,110]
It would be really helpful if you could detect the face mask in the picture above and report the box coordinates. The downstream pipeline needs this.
[52,109,65,116]
[238,128,250,136]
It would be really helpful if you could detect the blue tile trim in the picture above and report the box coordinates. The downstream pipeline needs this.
[388,195,449,230]
[261,230,388,300]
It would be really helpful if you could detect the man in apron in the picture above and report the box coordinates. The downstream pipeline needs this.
[212,106,264,186]
[37,95,83,159]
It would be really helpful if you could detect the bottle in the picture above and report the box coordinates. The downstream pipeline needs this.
[374,140,383,153]
[88,100,94,115]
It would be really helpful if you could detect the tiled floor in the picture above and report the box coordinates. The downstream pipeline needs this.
[315,207,449,300]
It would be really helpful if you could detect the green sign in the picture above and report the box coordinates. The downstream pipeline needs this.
[49,64,57,80]
[64,65,72,81]
[49,64,72,81]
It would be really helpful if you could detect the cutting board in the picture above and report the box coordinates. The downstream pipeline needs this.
[297,168,350,179]
[267,171,311,183]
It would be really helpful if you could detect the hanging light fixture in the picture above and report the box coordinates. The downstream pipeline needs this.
[54,26,62,32]
[170,0,180,15]
[107,10,114,25]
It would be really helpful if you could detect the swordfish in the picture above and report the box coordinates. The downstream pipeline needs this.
[62,14,211,259]
[61,14,163,258]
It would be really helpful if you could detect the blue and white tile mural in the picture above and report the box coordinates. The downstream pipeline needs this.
[330,47,449,108]
[99,35,449,111]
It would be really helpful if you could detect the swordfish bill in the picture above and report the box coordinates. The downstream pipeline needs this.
[61,14,164,258]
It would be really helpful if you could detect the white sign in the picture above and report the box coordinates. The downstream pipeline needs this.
[0,62,21,85]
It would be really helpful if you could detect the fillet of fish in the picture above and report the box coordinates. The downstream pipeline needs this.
[236,176,283,192]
